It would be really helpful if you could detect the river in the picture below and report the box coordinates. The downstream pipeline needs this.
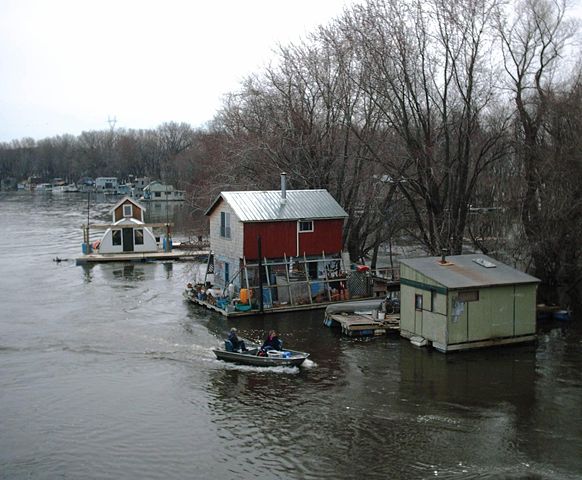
[0,192,581,480]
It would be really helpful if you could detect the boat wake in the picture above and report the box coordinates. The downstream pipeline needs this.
[301,358,317,369]
[217,361,302,374]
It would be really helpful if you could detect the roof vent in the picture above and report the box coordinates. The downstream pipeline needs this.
[473,257,496,268]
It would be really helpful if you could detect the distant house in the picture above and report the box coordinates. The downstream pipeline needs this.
[130,176,151,198]
[95,177,119,193]
[95,197,158,254]
[77,177,95,192]
[133,177,150,189]
[142,181,185,201]
[204,174,349,307]
[399,254,540,352]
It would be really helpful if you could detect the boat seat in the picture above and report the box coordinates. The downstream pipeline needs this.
[224,339,234,352]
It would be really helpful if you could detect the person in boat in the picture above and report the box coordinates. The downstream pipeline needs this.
[227,328,247,352]
[260,330,282,353]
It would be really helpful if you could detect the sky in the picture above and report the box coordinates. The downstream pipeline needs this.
[1,0,581,144]
[0,0,357,142]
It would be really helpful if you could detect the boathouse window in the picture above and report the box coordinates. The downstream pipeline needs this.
[112,230,122,246]
[135,229,144,245]
[225,262,230,283]
[299,221,313,232]
[155,192,161,198]
[123,204,133,217]
[220,212,231,239]
[415,294,423,310]
[458,290,479,302]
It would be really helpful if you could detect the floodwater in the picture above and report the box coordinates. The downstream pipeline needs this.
[1,192,581,480]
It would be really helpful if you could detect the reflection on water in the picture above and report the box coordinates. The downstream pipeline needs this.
[1,192,582,480]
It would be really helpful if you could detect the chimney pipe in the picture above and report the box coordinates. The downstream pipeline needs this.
[280,172,287,204]
[440,248,449,264]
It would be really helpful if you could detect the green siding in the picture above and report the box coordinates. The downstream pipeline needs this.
[400,267,448,344]
[400,285,416,333]
[421,311,447,344]
[446,285,536,345]
[467,286,514,341]
[447,295,468,344]
[514,284,537,335]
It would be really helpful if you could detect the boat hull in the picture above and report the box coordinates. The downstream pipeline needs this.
[212,348,309,367]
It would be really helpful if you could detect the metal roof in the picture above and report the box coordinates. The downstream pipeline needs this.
[205,190,348,222]
[399,254,540,289]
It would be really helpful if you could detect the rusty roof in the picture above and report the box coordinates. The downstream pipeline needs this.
[399,254,539,289]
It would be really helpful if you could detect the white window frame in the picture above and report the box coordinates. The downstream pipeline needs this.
[123,204,133,217]
[220,212,231,239]
[299,220,314,233]
[112,230,122,245]
[415,294,423,310]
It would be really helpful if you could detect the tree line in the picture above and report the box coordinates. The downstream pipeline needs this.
[0,122,197,187]
[1,0,581,307]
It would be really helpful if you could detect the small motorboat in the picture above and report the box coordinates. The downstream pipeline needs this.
[212,345,309,367]
[553,309,571,321]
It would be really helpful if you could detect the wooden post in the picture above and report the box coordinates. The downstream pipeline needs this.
[257,236,264,313]
[322,251,332,302]
[303,252,313,304]
[204,251,213,286]
[284,253,294,306]
[85,191,91,253]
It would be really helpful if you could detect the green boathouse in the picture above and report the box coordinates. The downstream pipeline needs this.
[399,254,540,352]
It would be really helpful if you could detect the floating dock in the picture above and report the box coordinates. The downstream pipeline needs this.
[76,250,209,265]
[324,312,400,337]
[183,290,377,317]
[323,298,400,337]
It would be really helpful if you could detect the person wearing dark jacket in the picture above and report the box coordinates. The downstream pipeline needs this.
[227,328,247,352]
[261,330,281,352]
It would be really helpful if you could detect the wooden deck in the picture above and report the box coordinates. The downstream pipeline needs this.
[76,250,209,265]
[324,312,400,337]
[184,291,384,318]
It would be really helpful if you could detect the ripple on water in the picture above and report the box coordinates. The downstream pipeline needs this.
[2,193,582,480]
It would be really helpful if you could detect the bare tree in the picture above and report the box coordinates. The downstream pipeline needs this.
[498,0,580,302]
[344,0,510,255]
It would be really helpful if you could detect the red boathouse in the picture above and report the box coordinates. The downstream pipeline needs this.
[203,174,350,308]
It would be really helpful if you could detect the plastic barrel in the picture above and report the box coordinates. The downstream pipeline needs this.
[240,288,249,304]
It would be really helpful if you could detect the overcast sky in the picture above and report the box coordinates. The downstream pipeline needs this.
[0,0,357,142]
[1,0,580,143]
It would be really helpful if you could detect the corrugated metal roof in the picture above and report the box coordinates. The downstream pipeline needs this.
[399,254,540,289]
[205,190,348,222]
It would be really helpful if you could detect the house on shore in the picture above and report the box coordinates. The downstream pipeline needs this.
[141,181,185,201]
[399,253,540,352]
[95,177,119,193]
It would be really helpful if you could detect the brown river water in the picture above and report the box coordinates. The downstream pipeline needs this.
[0,192,581,479]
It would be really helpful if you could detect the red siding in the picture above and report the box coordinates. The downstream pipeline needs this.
[299,219,343,256]
[243,219,344,259]
[244,222,296,259]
